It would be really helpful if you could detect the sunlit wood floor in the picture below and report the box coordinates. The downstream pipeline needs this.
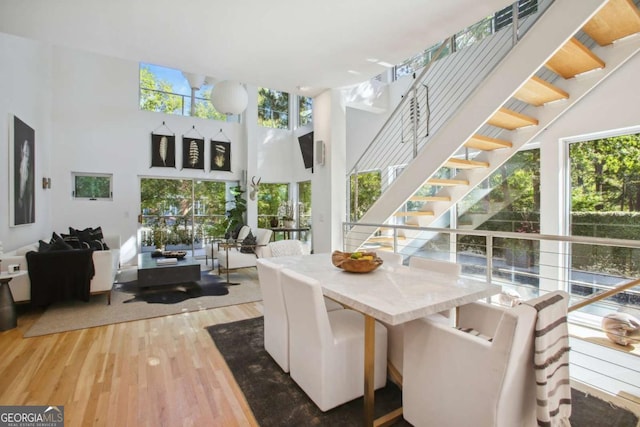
[0,301,263,427]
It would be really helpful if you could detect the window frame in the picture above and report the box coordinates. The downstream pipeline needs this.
[72,172,113,201]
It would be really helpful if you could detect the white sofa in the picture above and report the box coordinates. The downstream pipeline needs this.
[1,235,121,303]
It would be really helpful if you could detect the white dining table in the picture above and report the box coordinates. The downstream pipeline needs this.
[268,253,502,426]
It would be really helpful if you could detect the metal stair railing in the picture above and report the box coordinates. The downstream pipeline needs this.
[347,0,554,221]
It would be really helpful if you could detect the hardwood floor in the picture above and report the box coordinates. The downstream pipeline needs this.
[0,302,263,426]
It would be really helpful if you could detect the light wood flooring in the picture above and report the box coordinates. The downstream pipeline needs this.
[0,301,263,427]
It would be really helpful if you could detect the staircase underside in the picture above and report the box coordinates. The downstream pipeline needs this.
[346,0,640,252]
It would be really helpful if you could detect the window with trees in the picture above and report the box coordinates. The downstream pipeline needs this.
[139,63,237,122]
[298,181,312,228]
[568,133,640,282]
[257,183,289,228]
[140,178,229,252]
[72,172,113,200]
[258,88,289,129]
[298,96,313,127]
[349,171,382,221]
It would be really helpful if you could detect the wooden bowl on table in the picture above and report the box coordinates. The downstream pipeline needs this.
[331,250,383,273]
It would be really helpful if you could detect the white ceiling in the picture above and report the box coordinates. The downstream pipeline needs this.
[0,0,513,96]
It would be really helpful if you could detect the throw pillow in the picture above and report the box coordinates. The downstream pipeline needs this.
[69,226,109,250]
[61,233,83,249]
[38,240,52,252]
[240,231,257,254]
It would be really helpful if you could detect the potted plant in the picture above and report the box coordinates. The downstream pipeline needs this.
[225,185,247,239]
[278,200,295,228]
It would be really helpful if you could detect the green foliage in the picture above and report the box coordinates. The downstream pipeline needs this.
[570,134,640,212]
[74,175,111,198]
[258,88,289,129]
[350,171,382,221]
[139,67,183,114]
[225,185,247,236]
[258,183,288,226]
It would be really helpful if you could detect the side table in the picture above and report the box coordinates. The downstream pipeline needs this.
[0,271,26,331]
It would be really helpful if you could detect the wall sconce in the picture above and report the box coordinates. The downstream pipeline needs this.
[42,177,51,189]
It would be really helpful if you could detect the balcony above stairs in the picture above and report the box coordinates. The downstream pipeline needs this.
[348,0,640,252]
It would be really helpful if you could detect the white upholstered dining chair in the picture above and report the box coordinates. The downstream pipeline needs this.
[402,291,569,427]
[256,258,342,373]
[280,267,388,412]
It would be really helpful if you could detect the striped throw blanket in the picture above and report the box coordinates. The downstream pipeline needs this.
[524,292,572,427]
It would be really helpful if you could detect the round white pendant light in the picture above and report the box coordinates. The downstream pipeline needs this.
[210,80,248,115]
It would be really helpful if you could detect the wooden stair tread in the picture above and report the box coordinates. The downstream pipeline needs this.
[367,236,406,243]
[582,0,640,46]
[426,178,469,186]
[465,134,513,151]
[444,158,490,169]
[514,76,569,106]
[487,107,539,130]
[393,211,434,217]
[546,37,605,79]
[409,195,451,202]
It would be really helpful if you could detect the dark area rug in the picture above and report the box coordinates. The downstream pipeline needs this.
[116,271,229,304]
[207,316,639,427]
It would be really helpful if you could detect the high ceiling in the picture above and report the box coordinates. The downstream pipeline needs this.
[0,0,513,95]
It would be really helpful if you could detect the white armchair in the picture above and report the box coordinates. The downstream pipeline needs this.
[217,228,273,274]
[280,268,388,412]
[402,292,568,427]
[256,258,342,373]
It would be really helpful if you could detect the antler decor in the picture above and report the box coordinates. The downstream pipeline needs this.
[249,176,261,201]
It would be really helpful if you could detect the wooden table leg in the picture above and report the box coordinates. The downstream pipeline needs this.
[364,314,375,427]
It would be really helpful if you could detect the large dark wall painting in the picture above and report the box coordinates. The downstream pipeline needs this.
[211,140,231,172]
[9,115,35,226]
[182,137,205,170]
[150,133,176,168]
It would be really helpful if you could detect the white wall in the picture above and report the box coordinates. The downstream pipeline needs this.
[0,33,53,251]
[49,46,246,264]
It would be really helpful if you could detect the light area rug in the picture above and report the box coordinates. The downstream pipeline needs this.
[24,267,262,337]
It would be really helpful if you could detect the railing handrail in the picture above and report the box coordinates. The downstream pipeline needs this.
[346,221,640,249]
[349,37,452,174]
[568,277,640,312]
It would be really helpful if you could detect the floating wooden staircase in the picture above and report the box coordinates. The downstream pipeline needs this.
[360,0,640,252]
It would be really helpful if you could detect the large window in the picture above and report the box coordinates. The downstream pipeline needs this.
[298,96,313,127]
[568,133,640,288]
[139,63,238,122]
[258,88,289,129]
[140,178,229,252]
[257,183,289,228]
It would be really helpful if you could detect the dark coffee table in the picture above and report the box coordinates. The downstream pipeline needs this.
[137,253,201,287]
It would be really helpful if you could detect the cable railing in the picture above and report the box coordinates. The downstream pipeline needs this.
[347,0,554,221]
[342,221,640,329]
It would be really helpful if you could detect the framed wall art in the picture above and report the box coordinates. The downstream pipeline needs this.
[211,140,231,172]
[150,133,176,168]
[9,114,35,226]
[182,137,205,170]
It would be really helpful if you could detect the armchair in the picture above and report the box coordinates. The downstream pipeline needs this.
[217,228,273,275]
[280,268,388,411]
[402,291,569,427]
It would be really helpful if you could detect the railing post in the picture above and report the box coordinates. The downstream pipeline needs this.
[412,87,418,159]
[354,166,359,221]
[512,2,519,45]
[486,234,494,285]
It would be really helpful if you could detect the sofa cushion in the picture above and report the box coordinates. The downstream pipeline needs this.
[70,226,109,250]
[39,236,73,252]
